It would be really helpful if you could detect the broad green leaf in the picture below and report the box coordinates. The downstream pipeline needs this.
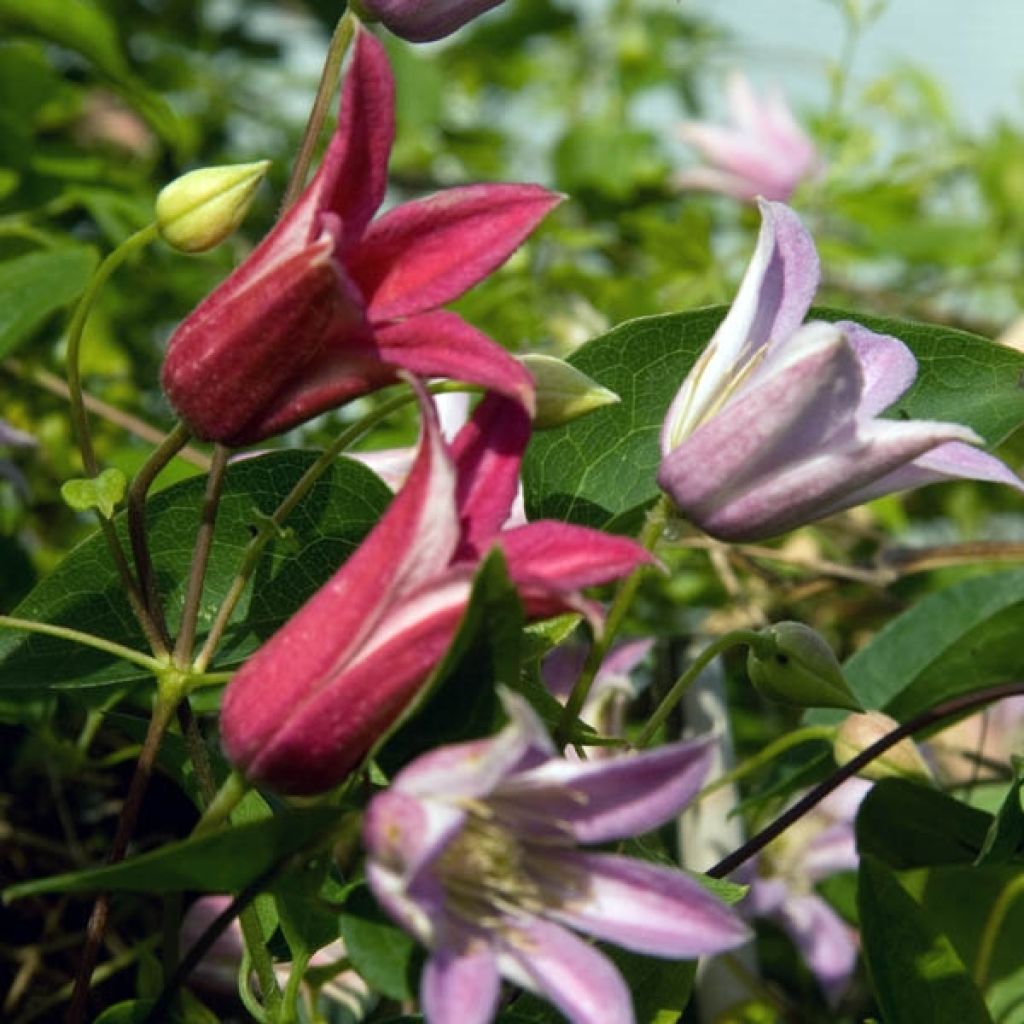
[0,246,97,359]
[2,806,340,901]
[338,884,422,1001]
[976,758,1024,867]
[94,993,217,1024]
[856,778,994,869]
[810,569,1024,721]
[0,453,390,692]
[375,550,523,776]
[858,855,994,1024]
[61,467,127,519]
[523,307,1024,529]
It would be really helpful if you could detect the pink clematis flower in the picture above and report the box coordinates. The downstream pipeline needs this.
[743,778,871,1007]
[658,200,1024,541]
[676,73,820,203]
[221,383,652,795]
[364,691,750,1024]
[162,29,554,446]
[357,0,505,43]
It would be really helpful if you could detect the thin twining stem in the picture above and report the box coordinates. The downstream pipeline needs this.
[174,444,230,667]
[126,421,192,646]
[0,616,165,674]
[974,872,1024,990]
[707,681,1024,880]
[193,382,472,674]
[280,9,357,212]
[635,629,766,748]
[554,498,670,747]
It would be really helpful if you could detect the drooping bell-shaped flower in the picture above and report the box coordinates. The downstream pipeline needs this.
[658,200,1024,541]
[221,383,652,795]
[162,29,554,445]
[356,0,505,43]
[676,72,820,203]
[364,691,750,1024]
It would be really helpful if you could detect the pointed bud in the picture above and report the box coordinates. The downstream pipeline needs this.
[156,161,270,253]
[834,711,933,783]
[747,621,863,712]
[521,354,620,429]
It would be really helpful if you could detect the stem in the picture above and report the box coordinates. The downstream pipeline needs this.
[66,223,159,477]
[193,771,250,838]
[193,385,431,673]
[694,725,836,803]
[127,421,192,645]
[0,616,166,673]
[177,699,217,803]
[974,872,1024,990]
[280,10,357,212]
[635,629,765,748]
[555,498,669,746]
[145,858,290,1024]
[67,694,178,1024]
[174,444,230,667]
[707,681,1024,879]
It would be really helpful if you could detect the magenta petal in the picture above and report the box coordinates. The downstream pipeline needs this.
[498,917,635,1024]
[548,852,750,957]
[422,943,501,1024]
[498,522,653,592]
[221,384,458,791]
[496,737,713,843]
[374,311,535,413]
[450,394,531,557]
[352,183,561,320]
[318,29,394,252]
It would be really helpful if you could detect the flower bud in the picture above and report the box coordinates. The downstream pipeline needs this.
[521,354,620,429]
[834,711,933,783]
[156,161,270,253]
[747,622,863,712]
[353,0,505,43]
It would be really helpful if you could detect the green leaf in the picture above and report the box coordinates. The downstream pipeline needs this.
[0,246,97,359]
[61,467,127,519]
[812,569,1024,722]
[523,307,1024,529]
[976,757,1024,867]
[94,993,218,1024]
[338,884,422,1001]
[856,778,994,869]
[376,549,524,776]
[2,806,339,902]
[0,453,390,692]
[858,855,994,1024]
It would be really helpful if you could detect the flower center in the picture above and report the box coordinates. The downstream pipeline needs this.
[436,809,586,926]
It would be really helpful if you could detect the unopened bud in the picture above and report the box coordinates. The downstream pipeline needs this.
[156,161,270,253]
[834,711,933,783]
[747,622,863,712]
[521,354,620,429]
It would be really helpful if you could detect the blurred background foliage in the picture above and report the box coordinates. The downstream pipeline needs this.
[3,1,1024,1020]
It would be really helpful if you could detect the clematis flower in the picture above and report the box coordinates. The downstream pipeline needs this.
[162,29,554,446]
[675,73,820,203]
[364,691,750,1024]
[356,0,505,43]
[657,201,1024,541]
[742,778,871,1007]
[221,383,652,795]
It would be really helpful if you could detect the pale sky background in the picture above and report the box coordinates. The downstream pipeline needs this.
[709,0,1024,130]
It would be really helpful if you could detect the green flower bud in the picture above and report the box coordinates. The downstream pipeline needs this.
[156,161,270,253]
[521,354,620,429]
[834,711,933,783]
[747,621,863,712]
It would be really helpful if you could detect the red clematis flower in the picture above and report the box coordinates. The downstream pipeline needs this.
[221,383,652,795]
[162,29,555,445]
